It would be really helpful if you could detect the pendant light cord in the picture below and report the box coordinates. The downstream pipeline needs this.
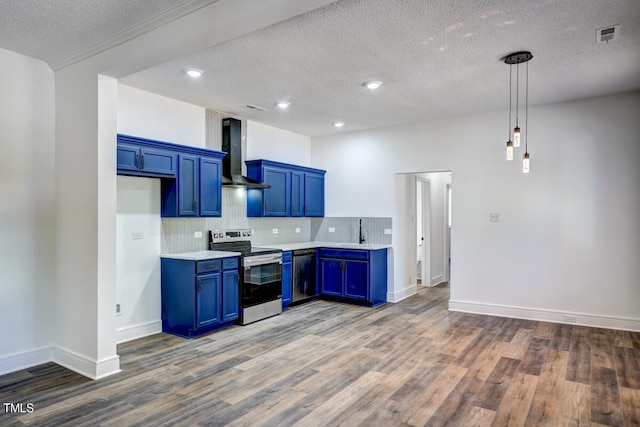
[508,64,512,139]
[525,61,529,152]
[515,62,519,128]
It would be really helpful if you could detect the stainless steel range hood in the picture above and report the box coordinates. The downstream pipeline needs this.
[221,118,270,189]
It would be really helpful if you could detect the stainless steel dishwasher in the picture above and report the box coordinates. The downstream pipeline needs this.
[292,248,316,304]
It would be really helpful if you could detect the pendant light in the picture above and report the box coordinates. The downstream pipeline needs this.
[504,51,533,172]
[506,63,514,161]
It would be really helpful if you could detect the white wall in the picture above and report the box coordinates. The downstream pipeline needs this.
[247,120,311,166]
[116,177,162,342]
[117,84,205,147]
[115,85,205,343]
[312,92,640,330]
[0,48,56,374]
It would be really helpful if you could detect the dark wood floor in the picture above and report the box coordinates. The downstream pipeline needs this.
[2,284,639,426]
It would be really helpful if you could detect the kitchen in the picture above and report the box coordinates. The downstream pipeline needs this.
[116,84,394,340]
[1,1,639,417]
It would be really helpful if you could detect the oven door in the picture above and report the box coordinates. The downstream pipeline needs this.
[241,255,282,308]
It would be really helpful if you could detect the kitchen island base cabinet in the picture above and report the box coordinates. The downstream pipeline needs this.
[161,257,239,338]
[318,248,387,307]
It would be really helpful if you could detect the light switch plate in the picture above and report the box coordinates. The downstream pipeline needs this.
[295,228,301,233]
[132,232,144,240]
[489,212,500,222]
[328,227,336,233]
[384,228,392,235]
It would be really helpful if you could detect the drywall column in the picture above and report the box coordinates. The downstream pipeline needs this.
[390,173,418,302]
[54,68,119,379]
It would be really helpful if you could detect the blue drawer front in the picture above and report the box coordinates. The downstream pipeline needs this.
[222,257,239,270]
[318,248,369,261]
[197,259,221,274]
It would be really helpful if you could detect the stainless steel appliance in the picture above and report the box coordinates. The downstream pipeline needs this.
[292,248,317,304]
[209,229,282,325]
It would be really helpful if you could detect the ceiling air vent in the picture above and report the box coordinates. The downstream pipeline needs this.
[245,104,268,112]
[596,25,620,44]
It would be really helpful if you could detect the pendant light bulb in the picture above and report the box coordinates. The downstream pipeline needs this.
[513,127,521,147]
[522,152,530,174]
[506,140,514,161]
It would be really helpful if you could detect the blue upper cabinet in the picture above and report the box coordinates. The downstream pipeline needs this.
[199,156,222,217]
[245,159,325,217]
[162,153,224,217]
[117,139,176,177]
[263,166,291,216]
[116,135,225,217]
[304,171,324,217]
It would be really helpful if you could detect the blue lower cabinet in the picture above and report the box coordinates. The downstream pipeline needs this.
[318,248,387,307]
[281,251,292,309]
[161,256,239,338]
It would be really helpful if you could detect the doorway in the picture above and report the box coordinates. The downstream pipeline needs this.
[414,171,451,288]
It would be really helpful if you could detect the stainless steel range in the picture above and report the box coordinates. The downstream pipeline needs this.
[209,229,282,325]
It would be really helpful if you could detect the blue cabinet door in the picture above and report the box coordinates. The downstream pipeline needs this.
[222,269,239,322]
[319,258,343,296]
[196,273,221,327]
[117,143,140,172]
[290,171,304,217]
[344,260,369,300]
[139,147,176,176]
[178,155,198,216]
[199,157,222,217]
[304,172,324,217]
[281,251,292,308]
[263,167,290,216]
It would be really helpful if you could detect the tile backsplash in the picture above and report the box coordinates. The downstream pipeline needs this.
[161,188,391,253]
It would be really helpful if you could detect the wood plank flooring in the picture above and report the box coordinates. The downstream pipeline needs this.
[1,284,639,426]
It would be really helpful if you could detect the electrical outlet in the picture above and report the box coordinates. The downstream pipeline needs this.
[295,228,301,233]
[564,314,577,323]
[489,212,500,222]
[194,231,203,238]
[328,227,336,233]
[132,232,144,240]
[116,303,122,316]
[272,228,278,234]
[384,228,392,235]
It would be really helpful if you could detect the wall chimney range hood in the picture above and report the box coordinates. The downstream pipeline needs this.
[221,118,270,189]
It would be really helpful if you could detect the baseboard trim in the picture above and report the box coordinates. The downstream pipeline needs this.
[449,299,640,332]
[387,284,417,303]
[429,274,443,286]
[0,346,55,376]
[116,320,162,344]
[54,346,121,380]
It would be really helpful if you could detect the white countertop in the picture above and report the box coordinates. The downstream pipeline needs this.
[261,241,391,251]
[161,250,241,261]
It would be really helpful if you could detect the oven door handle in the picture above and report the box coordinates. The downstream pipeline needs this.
[243,253,283,268]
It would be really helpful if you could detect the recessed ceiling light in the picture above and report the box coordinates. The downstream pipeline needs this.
[333,122,345,128]
[363,80,382,90]
[184,68,203,78]
[276,101,290,109]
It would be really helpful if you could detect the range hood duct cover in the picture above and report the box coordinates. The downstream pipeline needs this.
[221,118,270,189]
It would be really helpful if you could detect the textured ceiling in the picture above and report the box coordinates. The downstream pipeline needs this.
[1,0,639,137]
[0,0,217,66]
[121,0,640,136]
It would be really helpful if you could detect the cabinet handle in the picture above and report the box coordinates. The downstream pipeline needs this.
[140,155,145,170]
[197,279,202,292]
[136,154,140,169]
